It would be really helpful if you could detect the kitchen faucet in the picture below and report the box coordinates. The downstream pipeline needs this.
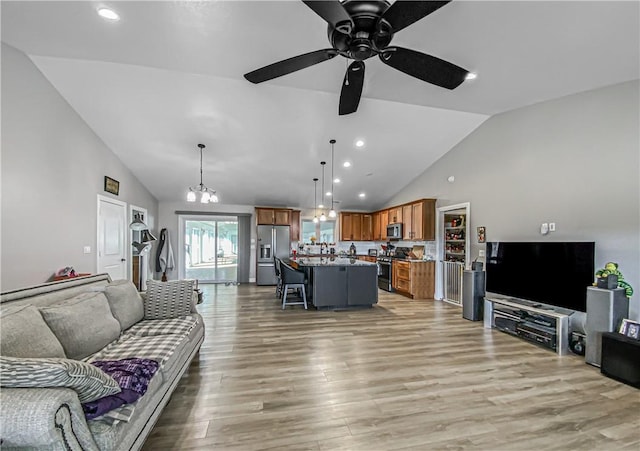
[320,242,328,255]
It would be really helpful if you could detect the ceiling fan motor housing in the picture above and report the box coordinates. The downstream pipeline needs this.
[328,0,393,61]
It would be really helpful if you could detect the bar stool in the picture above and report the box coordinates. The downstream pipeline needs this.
[274,257,283,299]
[280,262,308,310]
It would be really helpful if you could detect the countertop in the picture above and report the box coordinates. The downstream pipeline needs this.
[287,257,377,267]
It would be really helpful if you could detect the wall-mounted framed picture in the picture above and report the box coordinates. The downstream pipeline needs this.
[477,226,486,243]
[104,176,120,195]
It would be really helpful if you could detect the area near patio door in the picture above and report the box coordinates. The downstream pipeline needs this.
[184,218,238,283]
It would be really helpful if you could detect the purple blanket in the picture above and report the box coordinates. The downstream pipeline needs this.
[82,358,159,420]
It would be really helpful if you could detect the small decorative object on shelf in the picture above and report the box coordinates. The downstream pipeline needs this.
[619,319,640,340]
[594,262,634,298]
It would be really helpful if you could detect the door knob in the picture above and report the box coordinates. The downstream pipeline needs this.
[121,258,126,262]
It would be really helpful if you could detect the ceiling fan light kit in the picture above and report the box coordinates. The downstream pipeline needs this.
[186,143,219,204]
[244,0,470,115]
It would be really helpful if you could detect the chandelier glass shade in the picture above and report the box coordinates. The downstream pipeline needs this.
[187,144,219,203]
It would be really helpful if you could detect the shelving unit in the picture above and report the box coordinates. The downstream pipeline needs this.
[444,213,466,263]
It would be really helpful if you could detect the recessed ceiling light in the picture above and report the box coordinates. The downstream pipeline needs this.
[355,139,365,148]
[359,193,366,198]
[465,72,477,80]
[334,178,341,183]
[326,191,332,196]
[343,161,351,168]
[318,203,324,209]
[97,7,120,21]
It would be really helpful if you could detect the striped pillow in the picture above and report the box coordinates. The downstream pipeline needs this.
[144,280,195,320]
[0,356,121,403]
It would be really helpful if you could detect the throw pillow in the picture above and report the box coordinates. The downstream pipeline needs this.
[0,304,66,358]
[104,280,144,331]
[0,356,121,403]
[40,292,121,360]
[144,279,195,320]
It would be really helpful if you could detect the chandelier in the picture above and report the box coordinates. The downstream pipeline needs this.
[187,144,219,203]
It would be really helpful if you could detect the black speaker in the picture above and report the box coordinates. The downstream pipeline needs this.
[463,270,485,321]
[569,332,586,356]
[585,287,628,366]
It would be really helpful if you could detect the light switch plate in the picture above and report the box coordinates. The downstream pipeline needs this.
[479,250,485,257]
[540,223,549,235]
[549,223,556,232]
[83,246,91,254]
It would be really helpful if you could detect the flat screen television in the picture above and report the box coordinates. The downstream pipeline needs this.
[485,241,595,312]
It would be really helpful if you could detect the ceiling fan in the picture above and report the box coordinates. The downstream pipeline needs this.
[244,0,470,115]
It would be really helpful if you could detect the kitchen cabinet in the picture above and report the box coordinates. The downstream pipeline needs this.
[380,210,388,240]
[362,214,373,241]
[358,256,377,263]
[393,260,435,299]
[372,212,381,241]
[340,212,363,241]
[403,199,436,241]
[402,205,413,240]
[388,207,402,224]
[256,208,291,225]
[290,210,300,241]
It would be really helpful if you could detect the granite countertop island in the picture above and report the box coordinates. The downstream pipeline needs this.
[284,257,378,309]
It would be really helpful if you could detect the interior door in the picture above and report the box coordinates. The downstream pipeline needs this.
[97,195,127,280]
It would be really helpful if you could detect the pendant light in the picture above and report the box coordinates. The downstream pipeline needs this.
[319,161,327,222]
[312,178,319,224]
[186,144,219,203]
[328,139,337,218]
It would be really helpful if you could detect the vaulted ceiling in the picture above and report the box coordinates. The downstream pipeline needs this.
[2,1,638,210]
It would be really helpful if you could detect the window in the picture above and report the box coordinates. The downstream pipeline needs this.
[301,220,336,244]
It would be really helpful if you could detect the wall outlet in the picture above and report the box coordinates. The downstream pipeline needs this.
[540,223,549,235]
[549,222,556,232]
[83,246,91,254]
[479,249,485,257]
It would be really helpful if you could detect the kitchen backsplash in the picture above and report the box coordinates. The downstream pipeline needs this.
[292,240,436,259]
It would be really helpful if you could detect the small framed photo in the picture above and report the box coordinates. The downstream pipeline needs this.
[104,176,120,195]
[477,226,486,243]
[619,319,640,339]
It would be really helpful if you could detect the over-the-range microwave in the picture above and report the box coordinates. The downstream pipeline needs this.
[387,223,403,240]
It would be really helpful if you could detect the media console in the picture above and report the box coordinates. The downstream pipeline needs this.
[484,295,573,355]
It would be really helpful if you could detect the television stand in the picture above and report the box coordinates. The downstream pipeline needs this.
[484,295,573,355]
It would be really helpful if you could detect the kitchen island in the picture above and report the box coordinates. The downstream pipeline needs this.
[286,256,378,310]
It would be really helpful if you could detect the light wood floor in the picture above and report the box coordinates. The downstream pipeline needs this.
[143,284,640,450]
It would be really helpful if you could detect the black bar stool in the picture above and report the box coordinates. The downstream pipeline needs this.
[280,262,308,310]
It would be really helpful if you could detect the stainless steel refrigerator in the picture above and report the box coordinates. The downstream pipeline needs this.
[256,225,290,285]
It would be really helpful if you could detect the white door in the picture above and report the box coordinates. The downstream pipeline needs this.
[97,195,127,280]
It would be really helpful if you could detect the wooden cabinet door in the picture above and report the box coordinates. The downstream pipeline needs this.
[380,210,388,240]
[352,213,363,241]
[412,202,423,240]
[394,261,411,293]
[340,213,353,241]
[372,212,381,241]
[256,208,274,225]
[388,207,402,224]
[362,214,373,241]
[274,209,290,225]
[290,210,300,241]
[402,204,413,239]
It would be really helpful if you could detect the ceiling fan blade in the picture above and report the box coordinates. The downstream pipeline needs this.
[380,46,468,90]
[339,60,365,116]
[302,1,353,33]
[244,49,338,83]
[381,1,451,33]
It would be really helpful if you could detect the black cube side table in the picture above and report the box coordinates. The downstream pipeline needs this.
[600,332,640,389]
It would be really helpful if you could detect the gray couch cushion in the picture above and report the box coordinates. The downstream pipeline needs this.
[0,304,66,358]
[144,280,195,319]
[0,356,121,403]
[104,280,144,331]
[40,292,121,360]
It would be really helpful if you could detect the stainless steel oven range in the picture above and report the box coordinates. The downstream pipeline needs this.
[377,256,394,292]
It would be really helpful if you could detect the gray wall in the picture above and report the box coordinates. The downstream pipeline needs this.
[387,80,640,320]
[1,43,158,291]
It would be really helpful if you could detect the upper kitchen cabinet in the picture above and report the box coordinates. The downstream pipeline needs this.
[290,210,300,241]
[388,207,403,224]
[256,208,291,225]
[340,212,363,241]
[408,199,436,241]
[362,214,373,241]
[372,212,382,241]
[380,210,388,240]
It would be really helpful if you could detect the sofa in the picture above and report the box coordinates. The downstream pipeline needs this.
[0,274,204,450]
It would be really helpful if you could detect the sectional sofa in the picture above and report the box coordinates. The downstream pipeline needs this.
[0,274,204,450]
